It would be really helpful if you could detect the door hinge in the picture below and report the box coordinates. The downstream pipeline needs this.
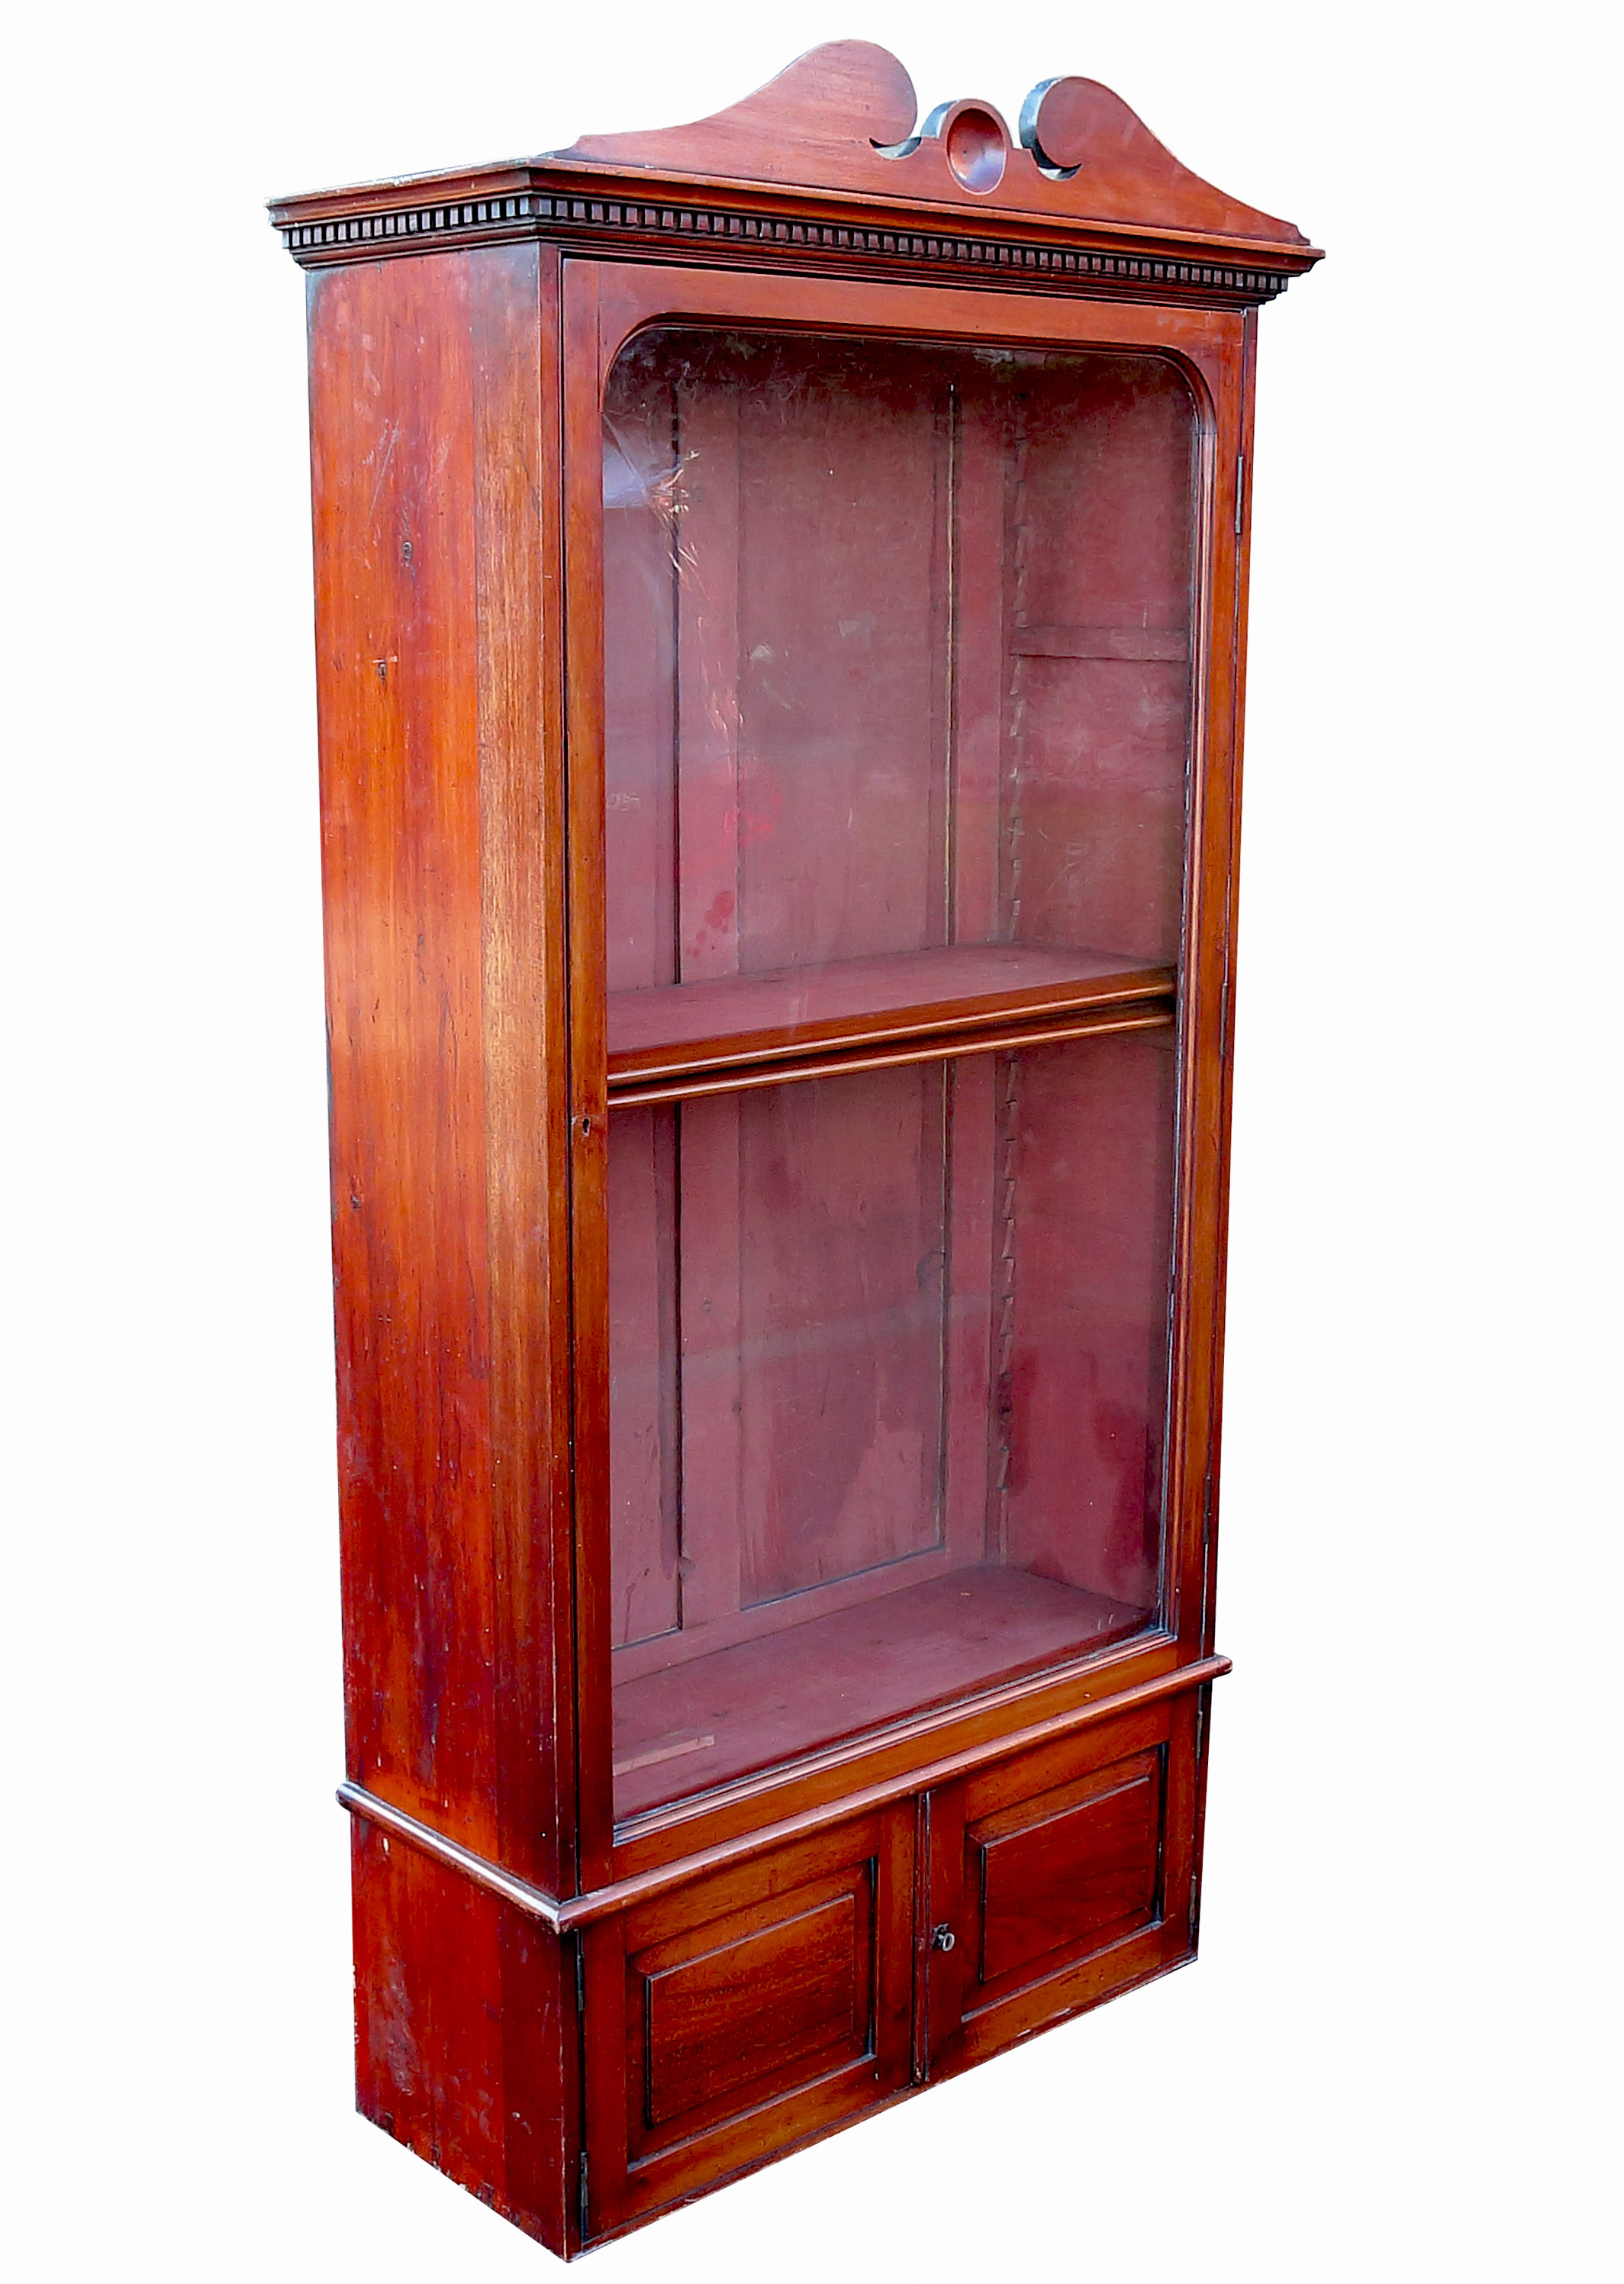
[1235,452,1246,535]
[578,2150,589,2239]
[574,1934,586,2018]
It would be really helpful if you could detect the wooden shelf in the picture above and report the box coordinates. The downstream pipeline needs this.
[612,1563,1151,1819]
[607,941,1174,1093]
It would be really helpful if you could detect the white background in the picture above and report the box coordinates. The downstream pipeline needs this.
[3,3,1619,2277]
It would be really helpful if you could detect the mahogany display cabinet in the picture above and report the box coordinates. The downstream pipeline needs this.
[273,44,1319,2257]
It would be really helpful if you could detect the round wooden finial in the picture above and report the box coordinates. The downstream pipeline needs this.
[939,104,1008,193]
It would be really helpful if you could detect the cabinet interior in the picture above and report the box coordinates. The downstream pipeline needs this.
[602,328,1197,1818]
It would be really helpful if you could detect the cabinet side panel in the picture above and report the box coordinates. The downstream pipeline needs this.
[351,1821,570,2256]
[1000,1029,1178,1610]
[310,252,497,1847]
[310,247,572,1877]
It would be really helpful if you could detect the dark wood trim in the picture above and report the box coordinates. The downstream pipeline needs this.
[337,1653,1230,1931]
[274,185,1307,304]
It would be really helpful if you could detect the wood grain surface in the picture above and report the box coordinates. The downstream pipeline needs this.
[289,45,1310,2252]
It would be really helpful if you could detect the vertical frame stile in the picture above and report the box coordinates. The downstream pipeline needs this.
[1187,1677,1217,1946]
[536,244,582,1902]
[1201,306,1262,1660]
[920,1778,965,2077]
[1164,315,1248,1666]
[469,238,579,2247]
[562,260,617,1893]
[910,1792,933,2082]
[578,1912,627,2246]
[472,240,576,1902]
[1158,1692,1200,1940]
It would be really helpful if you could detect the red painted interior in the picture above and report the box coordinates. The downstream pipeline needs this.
[602,328,1194,1817]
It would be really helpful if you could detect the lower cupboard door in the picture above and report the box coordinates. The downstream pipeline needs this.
[583,1805,915,2236]
[923,1695,1201,2076]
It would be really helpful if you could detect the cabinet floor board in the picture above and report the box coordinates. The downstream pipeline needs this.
[613,1563,1149,1819]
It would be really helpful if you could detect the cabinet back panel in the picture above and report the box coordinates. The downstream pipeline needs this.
[607,1063,952,1658]
[607,1103,682,1648]
[609,1026,1174,1811]
[733,1068,950,1604]
[1009,360,1194,962]
[1000,1030,1177,1610]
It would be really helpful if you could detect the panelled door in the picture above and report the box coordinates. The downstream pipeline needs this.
[919,1696,1200,2079]
[582,1805,915,2236]
[583,1693,1207,2237]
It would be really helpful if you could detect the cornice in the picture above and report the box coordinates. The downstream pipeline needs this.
[272,172,1314,306]
[269,45,1321,308]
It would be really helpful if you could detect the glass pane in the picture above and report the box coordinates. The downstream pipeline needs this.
[604,329,1193,1011]
[601,325,1195,1818]
[609,1033,1177,1816]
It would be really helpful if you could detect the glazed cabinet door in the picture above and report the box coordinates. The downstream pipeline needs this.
[582,1805,914,2237]
[920,1696,1203,2076]
[565,257,1245,1876]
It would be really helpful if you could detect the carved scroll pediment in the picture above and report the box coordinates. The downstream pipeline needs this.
[554,40,1307,248]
